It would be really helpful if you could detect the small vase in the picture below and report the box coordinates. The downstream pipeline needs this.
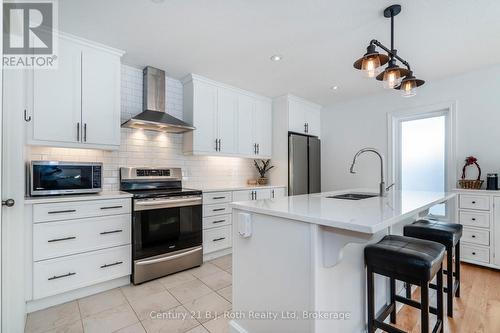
[257,177,268,185]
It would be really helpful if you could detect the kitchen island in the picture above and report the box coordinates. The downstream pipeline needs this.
[229,189,455,333]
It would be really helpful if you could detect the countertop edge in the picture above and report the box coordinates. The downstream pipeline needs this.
[230,192,456,235]
[201,185,287,192]
[24,191,133,204]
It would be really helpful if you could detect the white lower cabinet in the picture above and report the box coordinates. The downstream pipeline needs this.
[29,196,132,301]
[202,187,286,260]
[456,191,500,269]
[33,245,131,299]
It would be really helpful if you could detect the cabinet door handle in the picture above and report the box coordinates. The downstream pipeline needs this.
[212,219,226,224]
[48,236,76,243]
[257,144,260,154]
[100,205,123,210]
[213,237,226,242]
[83,123,87,142]
[48,272,76,281]
[212,196,226,200]
[100,261,123,269]
[100,229,123,235]
[48,209,76,214]
[472,235,476,238]
[472,201,476,204]
[272,189,275,198]
[472,252,476,255]
[472,218,476,221]
[77,123,80,141]
[213,208,226,212]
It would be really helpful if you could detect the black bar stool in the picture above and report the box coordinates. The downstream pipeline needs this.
[404,219,463,317]
[365,235,445,333]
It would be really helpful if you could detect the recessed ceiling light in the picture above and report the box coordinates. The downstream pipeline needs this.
[270,55,283,62]
[331,85,339,91]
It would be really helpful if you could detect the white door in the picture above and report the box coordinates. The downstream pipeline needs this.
[305,106,321,137]
[255,189,271,200]
[81,46,121,147]
[237,94,255,156]
[232,190,253,201]
[32,38,82,143]
[254,99,272,157]
[217,88,237,154]
[288,99,307,134]
[192,81,218,153]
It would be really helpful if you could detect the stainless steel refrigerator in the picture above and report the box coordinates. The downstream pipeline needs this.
[288,133,321,195]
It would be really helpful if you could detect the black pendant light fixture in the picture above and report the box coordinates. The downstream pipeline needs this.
[353,4,425,97]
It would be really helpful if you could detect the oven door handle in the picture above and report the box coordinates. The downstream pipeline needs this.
[135,246,203,266]
[134,197,202,210]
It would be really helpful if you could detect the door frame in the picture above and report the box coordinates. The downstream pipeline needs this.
[387,101,457,218]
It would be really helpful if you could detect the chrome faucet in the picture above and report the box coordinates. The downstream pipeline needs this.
[349,147,394,197]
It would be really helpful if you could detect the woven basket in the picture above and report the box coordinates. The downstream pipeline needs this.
[458,179,484,189]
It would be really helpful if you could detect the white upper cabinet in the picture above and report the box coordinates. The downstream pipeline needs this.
[217,88,238,154]
[32,38,82,144]
[26,33,124,150]
[237,94,256,156]
[183,74,272,158]
[81,45,121,146]
[254,99,272,157]
[287,95,322,137]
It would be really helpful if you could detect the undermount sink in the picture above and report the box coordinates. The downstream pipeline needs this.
[326,193,379,200]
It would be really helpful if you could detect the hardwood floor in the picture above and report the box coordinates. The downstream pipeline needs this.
[395,262,500,333]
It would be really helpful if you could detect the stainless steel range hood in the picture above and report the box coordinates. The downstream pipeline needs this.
[121,66,195,133]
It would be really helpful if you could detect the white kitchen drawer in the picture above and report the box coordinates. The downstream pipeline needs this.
[459,195,490,211]
[203,214,231,230]
[33,198,131,223]
[33,245,131,299]
[203,203,230,217]
[462,227,490,246]
[33,214,131,261]
[459,210,490,228]
[203,225,232,254]
[203,191,232,204]
[461,244,489,263]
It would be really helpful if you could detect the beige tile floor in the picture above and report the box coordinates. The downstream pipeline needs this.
[25,255,233,333]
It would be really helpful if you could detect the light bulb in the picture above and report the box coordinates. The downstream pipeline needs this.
[400,79,417,97]
[361,55,381,78]
[382,68,402,89]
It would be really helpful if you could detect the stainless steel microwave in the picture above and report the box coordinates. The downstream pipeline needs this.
[28,161,103,196]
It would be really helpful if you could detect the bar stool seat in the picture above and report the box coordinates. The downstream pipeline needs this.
[404,220,462,249]
[365,235,445,282]
[404,219,463,317]
[365,235,445,333]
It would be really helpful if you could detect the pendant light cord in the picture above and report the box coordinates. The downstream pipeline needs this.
[390,11,394,55]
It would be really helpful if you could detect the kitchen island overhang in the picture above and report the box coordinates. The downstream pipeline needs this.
[229,189,456,333]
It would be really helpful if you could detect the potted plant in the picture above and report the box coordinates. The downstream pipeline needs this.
[254,159,274,185]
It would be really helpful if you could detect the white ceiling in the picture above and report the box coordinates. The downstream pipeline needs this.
[59,0,500,106]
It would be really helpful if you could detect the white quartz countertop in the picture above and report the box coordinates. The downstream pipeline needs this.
[200,184,287,192]
[25,191,132,204]
[230,189,456,234]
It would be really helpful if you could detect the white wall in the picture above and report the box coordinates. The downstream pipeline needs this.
[321,65,500,191]
[28,65,257,190]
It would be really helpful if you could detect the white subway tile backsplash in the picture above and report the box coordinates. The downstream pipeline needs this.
[27,64,256,191]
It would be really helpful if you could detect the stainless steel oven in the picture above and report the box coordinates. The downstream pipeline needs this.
[29,161,102,196]
[120,167,203,284]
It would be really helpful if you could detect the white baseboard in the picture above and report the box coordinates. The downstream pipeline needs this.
[26,276,130,313]
[203,248,232,262]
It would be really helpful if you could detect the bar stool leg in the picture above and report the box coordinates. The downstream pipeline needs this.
[455,241,461,297]
[437,264,444,333]
[390,277,396,324]
[367,266,375,333]
[421,281,429,333]
[405,282,412,299]
[446,249,453,317]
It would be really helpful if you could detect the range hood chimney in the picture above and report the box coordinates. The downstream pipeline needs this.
[121,66,195,133]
